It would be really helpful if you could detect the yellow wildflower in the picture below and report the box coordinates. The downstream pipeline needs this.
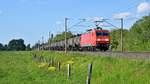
[48,67,56,72]
[67,60,74,64]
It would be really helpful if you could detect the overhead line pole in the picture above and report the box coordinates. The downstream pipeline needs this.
[121,18,123,52]
[38,40,40,51]
[42,36,44,50]
[49,31,51,50]
[65,18,68,53]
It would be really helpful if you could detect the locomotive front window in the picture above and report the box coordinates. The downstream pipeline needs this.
[103,32,109,36]
[96,32,109,36]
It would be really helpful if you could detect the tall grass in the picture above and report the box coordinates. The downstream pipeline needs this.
[0,51,150,84]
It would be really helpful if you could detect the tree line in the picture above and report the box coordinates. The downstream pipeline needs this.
[0,39,31,51]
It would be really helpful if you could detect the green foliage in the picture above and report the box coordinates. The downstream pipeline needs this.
[26,44,31,51]
[131,15,150,42]
[0,39,31,51]
[32,43,40,50]
[129,15,150,51]
[52,31,74,42]
[0,43,4,50]
[110,29,129,51]
[3,45,8,51]
[110,29,120,50]
[0,43,8,51]
[8,39,26,51]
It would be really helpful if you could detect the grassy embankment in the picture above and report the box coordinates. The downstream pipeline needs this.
[0,51,150,84]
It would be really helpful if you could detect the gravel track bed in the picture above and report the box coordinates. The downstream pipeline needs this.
[67,51,150,59]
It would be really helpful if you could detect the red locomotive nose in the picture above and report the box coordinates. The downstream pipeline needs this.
[96,30,110,44]
[96,37,110,44]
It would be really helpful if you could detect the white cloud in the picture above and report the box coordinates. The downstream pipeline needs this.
[113,12,131,19]
[137,2,150,13]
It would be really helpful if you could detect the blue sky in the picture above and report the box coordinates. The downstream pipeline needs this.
[0,0,150,45]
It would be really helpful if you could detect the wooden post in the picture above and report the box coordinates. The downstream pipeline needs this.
[86,63,92,84]
[57,62,60,71]
[48,62,50,67]
[49,31,51,50]
[67,64,71,79]
[38,40,40,51]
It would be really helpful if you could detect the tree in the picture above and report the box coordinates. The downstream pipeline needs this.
[129,14,150,51]
[0,43,4,50]
[0,43,8,51]
[130,15,150,42]
[8,39,26,51]
[52,31,74,42]
[110,29,130,51]
[26,44,31,51]
[3,44,8,51]
[32,43,40,49]
[110,29,120,50]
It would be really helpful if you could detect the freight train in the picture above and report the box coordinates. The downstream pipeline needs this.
[43,28,110,51]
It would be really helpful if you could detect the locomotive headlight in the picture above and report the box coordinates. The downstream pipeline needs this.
[104,39,109,41]
[97,39,101,41]
[97,39,109,41]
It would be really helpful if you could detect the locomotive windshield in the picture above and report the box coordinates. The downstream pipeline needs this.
[96,32,109,36]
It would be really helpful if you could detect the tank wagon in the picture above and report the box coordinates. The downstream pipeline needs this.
[44,28,110,51]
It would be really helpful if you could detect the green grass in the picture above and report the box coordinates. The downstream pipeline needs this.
[0,51,150,84]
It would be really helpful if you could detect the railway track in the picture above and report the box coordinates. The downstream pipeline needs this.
[66,51,150,59]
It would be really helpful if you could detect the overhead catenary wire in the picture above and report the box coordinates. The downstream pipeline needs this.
[67,19,86,30]
[101,19,120,29]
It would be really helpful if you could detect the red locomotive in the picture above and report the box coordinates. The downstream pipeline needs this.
[44,28,110,51]
[80,28,110,51]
